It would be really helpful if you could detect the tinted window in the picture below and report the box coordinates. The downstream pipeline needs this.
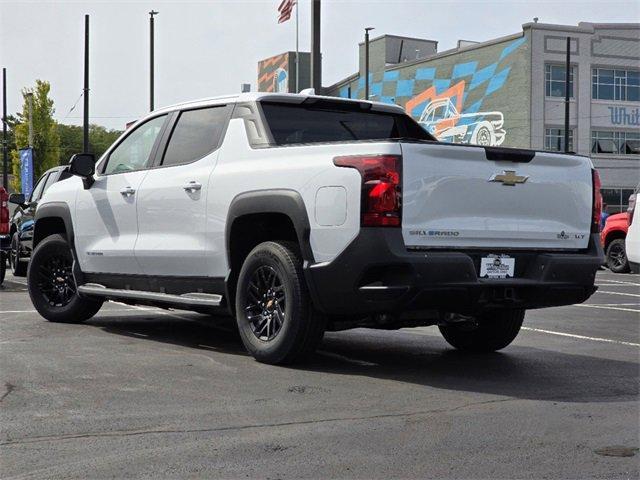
[104,115,167,174]
[261,101,434,146]
[29,173,49,202]
[42,170,59,195]
[162,105,231,166]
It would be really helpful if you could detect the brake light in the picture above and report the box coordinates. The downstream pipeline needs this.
[0,188,8,235]
[333,154,402,227]
[591,169,602,234]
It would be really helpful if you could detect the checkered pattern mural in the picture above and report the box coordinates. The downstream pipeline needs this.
[334,36,529,147]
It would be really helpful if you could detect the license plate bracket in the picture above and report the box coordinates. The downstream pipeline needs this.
[479,255,515,279]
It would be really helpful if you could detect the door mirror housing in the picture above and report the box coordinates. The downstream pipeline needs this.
[69,153,96,189]
[8,193,26,205]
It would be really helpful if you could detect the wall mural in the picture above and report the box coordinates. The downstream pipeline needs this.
[258,53,289,93]
[337,36,527,147]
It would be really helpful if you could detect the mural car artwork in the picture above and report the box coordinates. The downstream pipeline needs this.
[418,96,505,146]
[409,80,506,146]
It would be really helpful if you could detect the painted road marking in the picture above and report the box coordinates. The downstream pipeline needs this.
[594,290,640,298]
[574,304,640,314]
[521,326,639,347]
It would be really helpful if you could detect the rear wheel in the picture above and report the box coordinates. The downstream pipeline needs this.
[235,241,325,365]
[10,232,27,277]
[606,238,630,273]
[27,234,102,323]
[438,309,524,352]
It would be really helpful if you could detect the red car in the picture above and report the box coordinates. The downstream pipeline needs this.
[601,212,630,273]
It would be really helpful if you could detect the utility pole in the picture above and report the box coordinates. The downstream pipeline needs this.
[564,36,571,153]
[83,14,90,153]
[364,27,374,100]
[149,10,158,111]
[310,0,321,92]
[26,92,34,148]
[2,68,7,189]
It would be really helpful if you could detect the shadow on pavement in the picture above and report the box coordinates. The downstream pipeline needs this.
[87,313,639,404]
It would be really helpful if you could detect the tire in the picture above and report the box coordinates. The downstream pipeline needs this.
[10,232,27,277]
[438,309,525,352]
[606,238,630,273]
[0,252,5,285]
[27,234,102,323]
[472,122,495,146]
[235,241,325,365]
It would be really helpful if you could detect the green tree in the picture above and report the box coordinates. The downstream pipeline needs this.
[58,123,122,165]
[10,80,61,191]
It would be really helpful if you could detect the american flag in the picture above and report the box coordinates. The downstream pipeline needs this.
[277,0,296,23]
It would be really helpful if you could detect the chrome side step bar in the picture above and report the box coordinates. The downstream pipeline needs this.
[77,283,222,307]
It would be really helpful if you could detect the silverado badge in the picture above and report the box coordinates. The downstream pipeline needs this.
[488,170,529,186]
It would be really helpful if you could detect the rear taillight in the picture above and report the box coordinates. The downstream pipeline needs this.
[0,188,8,235]
[591,169,602,233]
[333,154,402,227]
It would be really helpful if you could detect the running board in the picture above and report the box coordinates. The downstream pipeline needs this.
[77,283,222,307]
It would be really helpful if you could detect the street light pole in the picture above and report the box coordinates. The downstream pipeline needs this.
[2,67,7,189]
[364,27,374,100]
[83,14,90,153]
[149,10,158,111]
[564,36,571,153]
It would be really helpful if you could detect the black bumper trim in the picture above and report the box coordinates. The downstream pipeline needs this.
[304,229,604,316]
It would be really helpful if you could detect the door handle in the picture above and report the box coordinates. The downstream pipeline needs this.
[183,181,202,193]
[120,186,136,197]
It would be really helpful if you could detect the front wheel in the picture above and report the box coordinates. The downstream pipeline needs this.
[235,241,325,365]
[438,309,525,352]
[27,234,102,323]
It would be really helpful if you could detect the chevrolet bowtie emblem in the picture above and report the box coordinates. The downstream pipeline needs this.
[489,170,529,186]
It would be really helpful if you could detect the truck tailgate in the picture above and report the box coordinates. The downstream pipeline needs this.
[401,143,593,250]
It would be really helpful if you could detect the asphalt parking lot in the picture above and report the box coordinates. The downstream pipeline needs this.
[1,269,638,479]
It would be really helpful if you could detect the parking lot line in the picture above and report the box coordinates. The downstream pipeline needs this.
[594,290,640,298]
[520,326,640,347]
[596,279,640,286]
[574,304,640,314]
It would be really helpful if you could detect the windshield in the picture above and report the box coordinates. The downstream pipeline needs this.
[260,100,435,146]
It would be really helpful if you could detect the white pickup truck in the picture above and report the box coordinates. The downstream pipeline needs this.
[28,93,603,364]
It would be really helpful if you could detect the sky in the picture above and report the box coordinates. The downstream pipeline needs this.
[1,0,639,130]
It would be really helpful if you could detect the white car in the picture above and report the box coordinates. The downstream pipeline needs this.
[418,97,506,146]
[625,189,640,273]
[28,92,603,364]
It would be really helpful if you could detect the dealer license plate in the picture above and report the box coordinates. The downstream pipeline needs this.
[479,255,515,279]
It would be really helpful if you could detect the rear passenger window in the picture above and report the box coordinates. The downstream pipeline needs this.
[162,105,232,166]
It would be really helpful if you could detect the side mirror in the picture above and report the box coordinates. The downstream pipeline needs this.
[9,193,26,205]
[69,153,96,189]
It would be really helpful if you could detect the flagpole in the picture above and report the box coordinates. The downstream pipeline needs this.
[295,0,299,93]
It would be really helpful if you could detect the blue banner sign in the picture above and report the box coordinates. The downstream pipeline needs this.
[19,147,34,198]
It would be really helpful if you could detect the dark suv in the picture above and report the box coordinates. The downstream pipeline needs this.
[8,166,70,276]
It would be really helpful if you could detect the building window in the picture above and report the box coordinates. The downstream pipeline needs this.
[591,130,640,155]
[601,188,636,213]
[545,64,575,98]
[544,128,574,152]
[592,68,640,101]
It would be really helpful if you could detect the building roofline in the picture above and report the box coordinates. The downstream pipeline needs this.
[522,21,640,33]
[357,33,439,47]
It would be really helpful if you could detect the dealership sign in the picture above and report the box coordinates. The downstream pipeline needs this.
[19,147,34,197]
[608,106,640,127]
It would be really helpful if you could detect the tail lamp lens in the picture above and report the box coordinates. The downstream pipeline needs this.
[333,155,402,227]
[592,169,602,233]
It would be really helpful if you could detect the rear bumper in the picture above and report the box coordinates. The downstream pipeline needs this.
[305,229,603,316]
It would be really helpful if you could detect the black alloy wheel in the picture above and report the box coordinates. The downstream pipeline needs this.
[35,250,76,307]
[245,265,287,342]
